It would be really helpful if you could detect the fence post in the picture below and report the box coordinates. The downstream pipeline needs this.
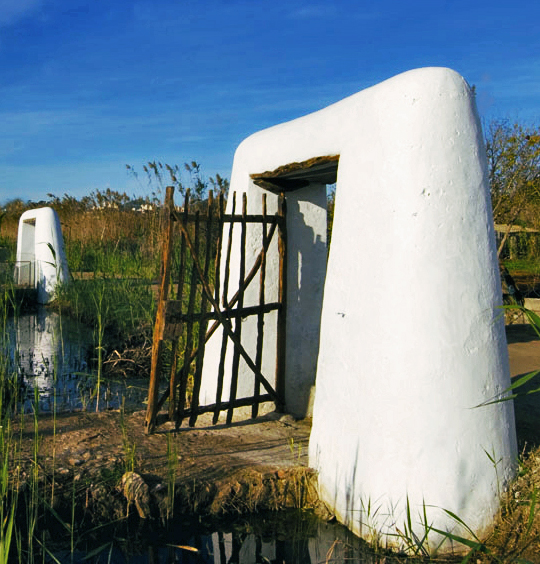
[145,185,175,434]
[275,193,287,412]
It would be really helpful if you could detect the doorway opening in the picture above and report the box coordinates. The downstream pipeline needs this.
[250,155,339,416]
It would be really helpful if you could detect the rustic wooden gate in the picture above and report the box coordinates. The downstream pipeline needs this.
[145,186,287,433]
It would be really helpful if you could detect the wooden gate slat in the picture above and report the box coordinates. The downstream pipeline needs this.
[214,192,225,307]
[188,193,215,426]
[226,193,247,424]
[168,192,190,419]
[253,194,268,417]
[176,208,200,428]
[221,194,236,308]
[214,193,236,422]
[275,194,287,410]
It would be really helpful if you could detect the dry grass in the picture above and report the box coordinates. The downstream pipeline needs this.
[1,195,163,273]
[479,445,540,563]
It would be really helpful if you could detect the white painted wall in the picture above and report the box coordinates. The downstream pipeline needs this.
[201,67,517,552]
[16,207,69,304]
[283,183,327,415]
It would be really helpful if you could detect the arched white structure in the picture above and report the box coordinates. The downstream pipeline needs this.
[16,207,69,304]
[200,67,517,552]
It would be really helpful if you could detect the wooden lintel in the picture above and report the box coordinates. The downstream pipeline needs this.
[251,155,339,193]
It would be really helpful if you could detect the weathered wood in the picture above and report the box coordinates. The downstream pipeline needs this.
[168,192,190,419]
[214,192,225,306]
[184,394,273,419]
[213,326,229,424]
[155,299,280,417]
[222,193,236,307]
[147,189,287,432]
[227,193,247,425]
[189,193,214,426]
[176,209,200,428]
[145,185,175,433]
[275,193,287,412]
[214,193,236,423]
[175,214,281,405]
[253,194,268,418]
[172,210,283,224]
[164,301,280,323]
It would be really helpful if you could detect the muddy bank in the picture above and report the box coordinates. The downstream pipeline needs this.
[12,407,326,529]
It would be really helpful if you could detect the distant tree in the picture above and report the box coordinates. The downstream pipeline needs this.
[326,184,336,250]
[2,198,28,216]
[485,119,540,256]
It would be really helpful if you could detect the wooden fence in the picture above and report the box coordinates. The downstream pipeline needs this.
[145,186,287,433]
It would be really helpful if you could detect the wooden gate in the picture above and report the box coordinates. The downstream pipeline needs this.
[145,186,287,433]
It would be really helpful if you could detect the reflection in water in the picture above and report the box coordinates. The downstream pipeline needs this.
[5,308,148,412]
[50,512,368,564]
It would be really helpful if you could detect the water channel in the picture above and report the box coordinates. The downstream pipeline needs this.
[5,307,148,413]
[3,309,372,563]
[47,511,369,563]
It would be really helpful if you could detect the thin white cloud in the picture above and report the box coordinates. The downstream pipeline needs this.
[287,3,383,21]
[0,108,83,136]
[288,5,334,18]
[0,0,43,26]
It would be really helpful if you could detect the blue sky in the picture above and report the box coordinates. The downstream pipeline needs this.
[1,0,539,205]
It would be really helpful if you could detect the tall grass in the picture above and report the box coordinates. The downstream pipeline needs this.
[0,420,17,564]
[0,299,23,562]
[0,195,165,560]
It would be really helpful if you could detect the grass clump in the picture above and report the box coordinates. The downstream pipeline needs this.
[482,446,540,563]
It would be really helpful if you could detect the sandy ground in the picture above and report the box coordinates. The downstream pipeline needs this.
[15,406,311,483]
[13,403,316,522]
[506,323,540,450]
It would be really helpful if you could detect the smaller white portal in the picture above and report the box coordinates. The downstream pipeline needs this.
[15,207,69,304]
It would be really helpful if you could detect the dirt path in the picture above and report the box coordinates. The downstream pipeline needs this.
[506,324,540,450]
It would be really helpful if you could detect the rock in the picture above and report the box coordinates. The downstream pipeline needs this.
[278,414,296,427]
[121,471,151,519]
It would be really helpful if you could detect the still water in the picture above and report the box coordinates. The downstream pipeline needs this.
[4,310,372,564]
[5,307,148,412]
[47,512,369,564]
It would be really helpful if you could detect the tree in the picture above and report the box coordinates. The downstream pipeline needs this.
[485,120,540,256]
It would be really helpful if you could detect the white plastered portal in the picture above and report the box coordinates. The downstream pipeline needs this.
[200,67,517,552]
[16,207,69,304]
